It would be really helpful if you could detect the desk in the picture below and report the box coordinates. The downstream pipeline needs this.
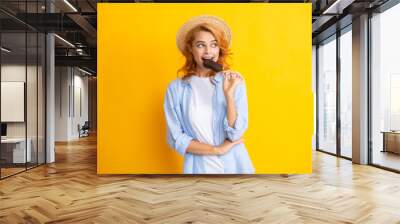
[1,138,31,163]
[381,131,400,154]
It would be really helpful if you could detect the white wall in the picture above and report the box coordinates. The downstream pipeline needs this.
[72,72,89,138]
[55,67,69,141]
[55,67,89,141]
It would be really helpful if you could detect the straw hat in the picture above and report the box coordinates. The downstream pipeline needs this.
[176,15,231,53]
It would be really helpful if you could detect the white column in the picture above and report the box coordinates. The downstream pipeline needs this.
[46,32,55,163]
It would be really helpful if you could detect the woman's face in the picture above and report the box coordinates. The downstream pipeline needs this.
[190,30,220,70]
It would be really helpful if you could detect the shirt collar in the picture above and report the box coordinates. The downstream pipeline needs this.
[211,72,223,84]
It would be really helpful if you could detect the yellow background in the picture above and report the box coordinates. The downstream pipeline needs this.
[98,3,312,174]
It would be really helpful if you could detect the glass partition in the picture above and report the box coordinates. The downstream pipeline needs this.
[0,1,46,179]
[1,30,28,177]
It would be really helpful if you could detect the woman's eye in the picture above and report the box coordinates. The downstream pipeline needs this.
[211,43,218,47]
[196,44,205,48]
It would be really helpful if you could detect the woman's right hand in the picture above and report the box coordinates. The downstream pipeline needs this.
[214,138,244,155]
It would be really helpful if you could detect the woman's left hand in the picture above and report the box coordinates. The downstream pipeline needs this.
[222,70,243,97]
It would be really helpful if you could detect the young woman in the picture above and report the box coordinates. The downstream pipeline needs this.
[164,15,254,174]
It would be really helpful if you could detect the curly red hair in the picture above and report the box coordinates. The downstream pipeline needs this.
[177,23,231,79]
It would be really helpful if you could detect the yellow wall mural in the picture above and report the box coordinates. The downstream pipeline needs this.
[98,3,313,174]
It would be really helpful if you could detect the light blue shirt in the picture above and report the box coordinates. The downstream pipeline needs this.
[163,72,255,174]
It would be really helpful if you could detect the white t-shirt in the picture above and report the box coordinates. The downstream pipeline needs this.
[188,75,224,174]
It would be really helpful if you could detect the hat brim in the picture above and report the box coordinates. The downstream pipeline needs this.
[176,15,231,53]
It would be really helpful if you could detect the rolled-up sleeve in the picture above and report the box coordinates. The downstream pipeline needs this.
[163,82,193,156]
[223,82,248,142]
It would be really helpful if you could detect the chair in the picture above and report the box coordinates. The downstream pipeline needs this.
[78,121,90,138]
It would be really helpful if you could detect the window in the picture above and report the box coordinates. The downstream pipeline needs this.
[371,2,400,171]
[340,28,352,158]
[318,36,337,154]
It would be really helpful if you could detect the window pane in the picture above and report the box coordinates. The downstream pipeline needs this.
[340,29,352,158]
[318,37,337,154]
[27,31,38,169]
[38,32,46,165]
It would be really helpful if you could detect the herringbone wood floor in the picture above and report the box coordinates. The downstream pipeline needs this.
[1,135,400,224]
